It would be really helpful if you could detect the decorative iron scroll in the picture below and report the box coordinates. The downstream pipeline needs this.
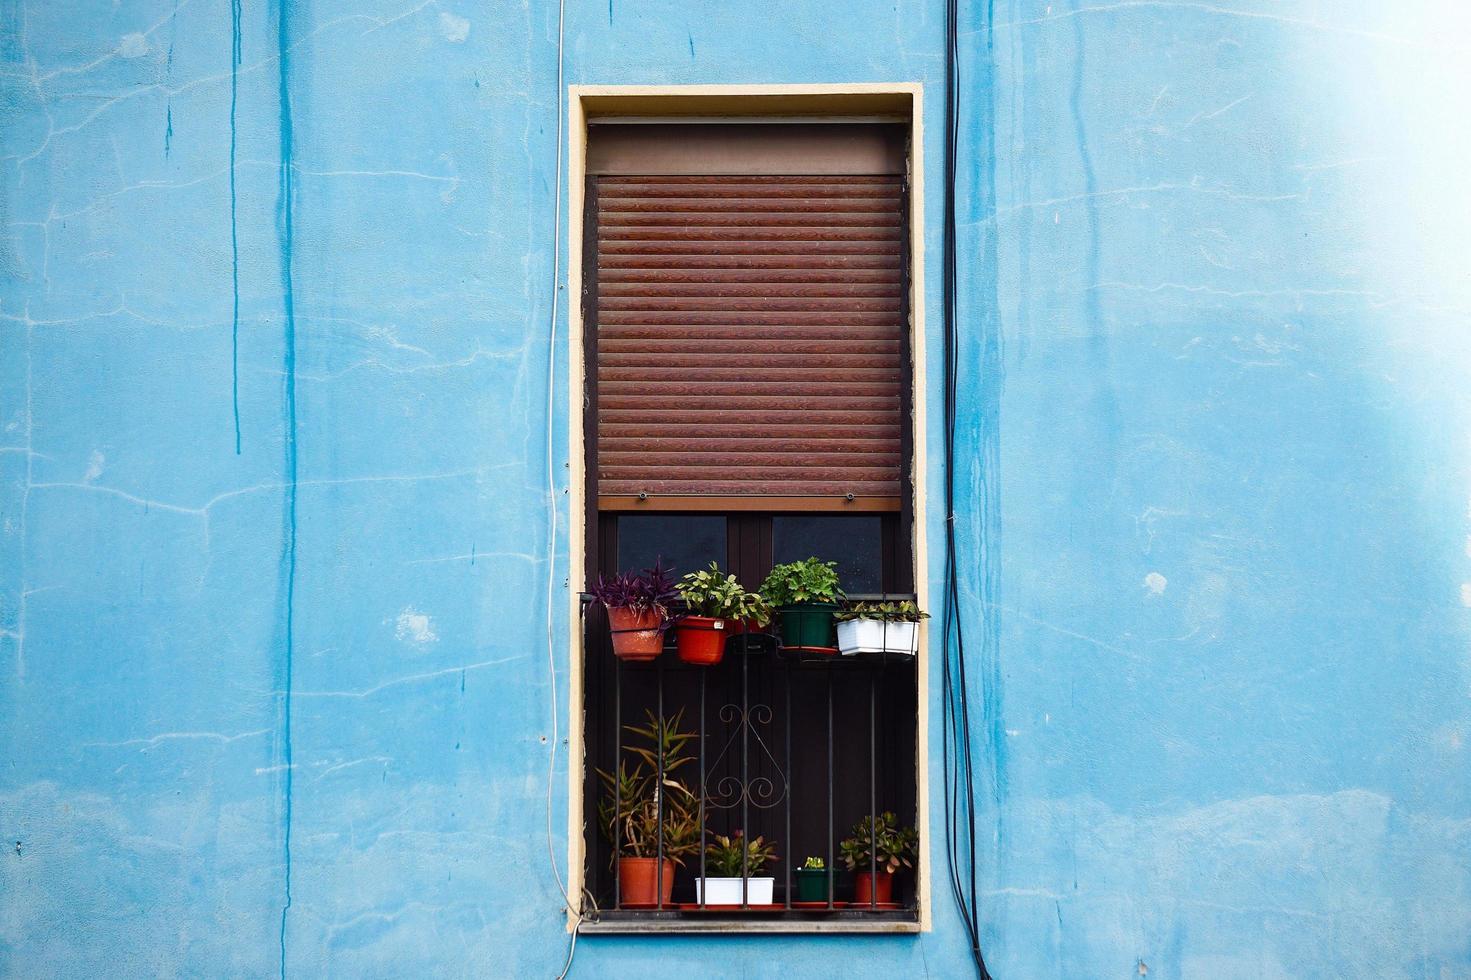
[704,703,787,810]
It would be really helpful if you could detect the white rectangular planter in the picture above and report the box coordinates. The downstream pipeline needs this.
[694,876,775,905]
[837,618,918,657]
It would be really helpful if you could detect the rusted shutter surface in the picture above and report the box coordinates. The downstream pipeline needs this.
[593,174,906,502]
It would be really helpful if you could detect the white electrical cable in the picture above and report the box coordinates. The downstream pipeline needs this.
[542,0,581,977]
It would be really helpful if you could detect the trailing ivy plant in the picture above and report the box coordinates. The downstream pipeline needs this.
[596,709,702,864]
[674,562,770,625]
[758,557,845,608]
[838,811,917,874]
[704,831,777,877]
[834,600,929,623]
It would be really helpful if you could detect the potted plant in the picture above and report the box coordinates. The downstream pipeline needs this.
[839,811,917,906]
[794,855,832,903]
[591,560,677,661]
[724,586,773,636]
[673,563,767,665]
[596,709,702,907]
[759,557,845,649]
[835,601,929,657]
[695,831,778,905]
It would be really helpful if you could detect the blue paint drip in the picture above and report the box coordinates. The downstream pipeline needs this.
[164,105,173,157]
[469,542,476,565]
[1068,11,1119,436]
[608,0,613,24]
[273,1,299,976]
[688,32,695,59]
[230,0,242,455]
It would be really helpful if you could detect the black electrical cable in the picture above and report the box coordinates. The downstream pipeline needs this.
[940,0,994,976]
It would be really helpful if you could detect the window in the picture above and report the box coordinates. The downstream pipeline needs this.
[573,91,926,934]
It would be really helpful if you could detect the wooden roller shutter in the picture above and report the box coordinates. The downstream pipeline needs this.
[586,125,909,511]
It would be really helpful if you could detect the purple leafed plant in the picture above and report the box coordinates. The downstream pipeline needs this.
[590,559,679,620]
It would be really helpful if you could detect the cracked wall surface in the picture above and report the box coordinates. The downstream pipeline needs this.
[2,1,1469,977]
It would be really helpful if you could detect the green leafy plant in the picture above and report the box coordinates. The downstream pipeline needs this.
[675,562,770,625]
[834,600,929,623]
[802,856,825,871]
[759,558,845,608]
[725,587,772,628]
[596,709,703,864]
[838,811,917,874]
[704,831,777,877]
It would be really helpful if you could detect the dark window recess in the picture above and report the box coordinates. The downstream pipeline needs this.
[773,515,883,594]
[616,514,727,576]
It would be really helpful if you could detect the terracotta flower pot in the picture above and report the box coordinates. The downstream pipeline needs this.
[676,615,727,665]
[853,870,894,905]
[618,856,676,907]
[606,607,664,661]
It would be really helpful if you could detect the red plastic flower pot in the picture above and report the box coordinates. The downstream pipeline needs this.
[618,857,676,908]
[676,615,727,665]
[853,870,894,905]
[606,607,664,661]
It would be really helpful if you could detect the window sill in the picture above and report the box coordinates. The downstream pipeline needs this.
[580,911,921,935]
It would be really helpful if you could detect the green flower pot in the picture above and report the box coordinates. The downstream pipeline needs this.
[778,602,838,648]
[794,868,832,902]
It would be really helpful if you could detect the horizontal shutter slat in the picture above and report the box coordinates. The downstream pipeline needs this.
[599,196,900,213]
[598,409,897,427]
[600,423,900,440]
[593,172,906,501]
[601,480,901,495]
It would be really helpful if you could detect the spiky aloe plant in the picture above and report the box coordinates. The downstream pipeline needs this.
[596,709,702,863]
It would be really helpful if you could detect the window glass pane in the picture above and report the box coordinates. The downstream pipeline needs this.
[772,516,883,594]
[616,515,726,578]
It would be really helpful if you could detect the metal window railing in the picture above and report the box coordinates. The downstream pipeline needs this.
[584,595,921,923]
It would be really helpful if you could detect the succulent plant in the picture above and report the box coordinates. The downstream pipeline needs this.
[834,600,929,623]
[838,811,917,874]
[704,831,777,877]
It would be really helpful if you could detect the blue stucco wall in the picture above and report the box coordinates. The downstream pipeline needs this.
[2,1,1468,977]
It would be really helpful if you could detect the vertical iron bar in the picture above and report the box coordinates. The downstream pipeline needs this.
[613,645,621,910]
[784,654,792,909]
[699,665,707,908]
[656,655,665,910]
[826,668,834,909]
[869,665,878,910]
[740,632,749,909]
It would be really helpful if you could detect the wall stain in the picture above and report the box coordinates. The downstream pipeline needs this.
[1067,11,1121,443]
[273,0,299,976]
[230,0,243,454]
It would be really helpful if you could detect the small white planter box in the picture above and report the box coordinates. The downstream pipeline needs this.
[694,876,775,905]
[837,618,918,657]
